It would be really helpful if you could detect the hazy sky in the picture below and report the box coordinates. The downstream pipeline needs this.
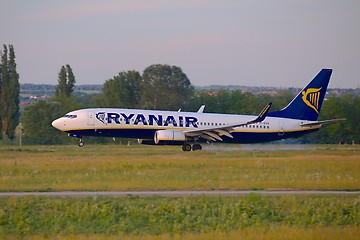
[1,0,359,88]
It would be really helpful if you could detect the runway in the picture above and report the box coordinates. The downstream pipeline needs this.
[1,190,359,197]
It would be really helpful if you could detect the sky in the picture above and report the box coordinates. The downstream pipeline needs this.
[1,0,359,88]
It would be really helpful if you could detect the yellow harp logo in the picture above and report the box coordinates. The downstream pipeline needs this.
[302,87,322,113]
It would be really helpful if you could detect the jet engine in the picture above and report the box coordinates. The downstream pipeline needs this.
[154,130,186,145]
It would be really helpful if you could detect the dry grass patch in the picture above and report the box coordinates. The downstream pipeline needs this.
[6,227,360,240]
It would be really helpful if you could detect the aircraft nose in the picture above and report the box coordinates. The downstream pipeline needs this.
[52,118,66,131]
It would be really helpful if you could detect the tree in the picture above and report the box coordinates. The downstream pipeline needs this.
[22,64,77,144]
[53,64,77,113]
[0,49,2,140]
[0,44,20,141]
[140,64,194,110]
[22,100,69,144]
[55,64,76,98]
[95,70,142,108]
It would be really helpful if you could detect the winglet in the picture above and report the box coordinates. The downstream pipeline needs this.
[248,102,272,124]
[197,105,205,113]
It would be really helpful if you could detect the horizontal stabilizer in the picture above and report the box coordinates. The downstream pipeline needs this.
[300,118,346,127]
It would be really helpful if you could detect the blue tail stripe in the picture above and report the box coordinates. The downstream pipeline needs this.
[267,69,332,121]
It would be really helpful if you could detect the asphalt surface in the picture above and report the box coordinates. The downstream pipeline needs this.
[0,190,359,197]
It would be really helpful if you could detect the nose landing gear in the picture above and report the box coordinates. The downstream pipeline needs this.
[68,133,84,147]
[78,138,84,147]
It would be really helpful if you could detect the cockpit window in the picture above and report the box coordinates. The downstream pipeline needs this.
[64,114,77,119]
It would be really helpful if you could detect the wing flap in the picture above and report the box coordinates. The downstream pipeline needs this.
[214,129,234,138]
[203,131,223,141]
[200,134,216,142]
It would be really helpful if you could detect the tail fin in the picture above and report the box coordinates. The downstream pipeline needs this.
[268,69,332,121]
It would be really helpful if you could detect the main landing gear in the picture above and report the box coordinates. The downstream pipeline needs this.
[182,143,202,152]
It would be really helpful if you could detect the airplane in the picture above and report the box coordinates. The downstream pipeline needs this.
[52,69,345,151]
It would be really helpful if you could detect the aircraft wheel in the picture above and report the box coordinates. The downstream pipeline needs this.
[192,143,202,151]
[78,139,84,147]
[182,143,192,151]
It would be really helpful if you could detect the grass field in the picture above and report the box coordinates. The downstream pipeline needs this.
[0,144,360,239]
[1,195,360,239]
[0,144,359,191]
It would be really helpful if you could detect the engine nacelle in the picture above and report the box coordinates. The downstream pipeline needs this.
[154,130,186,145]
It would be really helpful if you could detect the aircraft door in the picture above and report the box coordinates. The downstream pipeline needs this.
[87,111,95,126]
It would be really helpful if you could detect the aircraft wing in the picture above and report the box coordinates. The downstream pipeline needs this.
[300,118,346,127]
[184,102,272,142]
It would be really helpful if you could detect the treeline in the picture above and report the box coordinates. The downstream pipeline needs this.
[1,45,359,145]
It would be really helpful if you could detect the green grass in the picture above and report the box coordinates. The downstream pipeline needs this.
[1,144,360,239]
[0,195,359,239]
[0,144,359,191]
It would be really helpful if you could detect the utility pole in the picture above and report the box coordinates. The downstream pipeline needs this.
[19,123,22,146]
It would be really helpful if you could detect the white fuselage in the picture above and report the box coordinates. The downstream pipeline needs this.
[52,108,319,144]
